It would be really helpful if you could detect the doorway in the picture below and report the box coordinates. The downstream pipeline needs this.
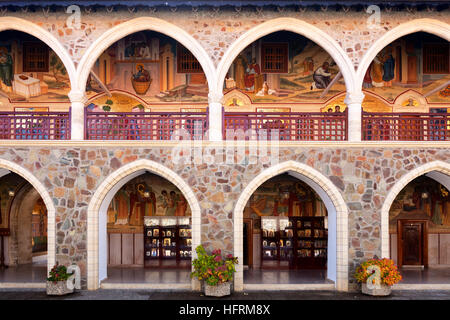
[397,219,428,267]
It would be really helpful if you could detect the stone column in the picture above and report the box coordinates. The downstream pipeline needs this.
[344,91,365,142]
[208,92,224,141]
[69,91,88,140]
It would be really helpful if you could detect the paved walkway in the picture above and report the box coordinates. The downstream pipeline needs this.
[0,288,449,300]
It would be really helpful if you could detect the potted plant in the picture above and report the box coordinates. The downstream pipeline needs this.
[191,245,238,297]
[46,263,75,296]
[355,258,402,296]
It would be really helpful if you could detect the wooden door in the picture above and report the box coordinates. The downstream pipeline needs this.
[397,219,428,267]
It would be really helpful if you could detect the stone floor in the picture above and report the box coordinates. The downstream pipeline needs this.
[1,264,449,286]
[0,288,449,300]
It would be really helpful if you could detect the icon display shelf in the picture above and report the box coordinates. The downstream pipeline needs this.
[144,216,192,268]
[261,216,327,269]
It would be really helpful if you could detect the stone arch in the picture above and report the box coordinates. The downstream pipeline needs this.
[233,160,349,292]
[86,158,201,290]
[0,16,76,89]
[380,160,450,259]
[356,19,450,90]
[216,17,357,96]
[76,17,216,95]
[0,158,56,273]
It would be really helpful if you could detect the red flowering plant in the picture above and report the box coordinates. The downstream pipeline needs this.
[354,258,402,286]
[191,245,238,286]
[47,263,73,283]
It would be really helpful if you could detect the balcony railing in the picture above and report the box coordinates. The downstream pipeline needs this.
[223,109,348,141]
[362,111,450,141]
[85,108,209,140]
[0,110,71,140]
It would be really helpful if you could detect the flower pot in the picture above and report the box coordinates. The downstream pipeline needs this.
[204,282,231,297]
[361,282,392,296]
[46,280,74,296]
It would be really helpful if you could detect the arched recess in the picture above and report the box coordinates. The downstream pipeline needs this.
[76,17,216,95]
[86,159,201,290]
[356,19,450,90]
[0,16,76,88]
[233,160,349,292]
[217,17,357,97]
[380,160,450,259]
[0,158,56,272]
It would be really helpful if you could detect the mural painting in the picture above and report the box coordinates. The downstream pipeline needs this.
[0,31,70,105]
[365,32,450,108]
[244,174,327,233]
[87,30,208,110]
[107,173,191,234]
[389,176,450,232]
[224,31,345,104]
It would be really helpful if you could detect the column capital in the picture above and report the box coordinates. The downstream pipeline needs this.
[208,92,224,104]
[68,90,88,104]
[344,91,365,106]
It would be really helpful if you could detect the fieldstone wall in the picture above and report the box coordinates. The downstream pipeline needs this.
[0,144,449,285]
[2,6,449,66]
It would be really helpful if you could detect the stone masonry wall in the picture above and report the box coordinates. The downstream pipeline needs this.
[0,144,448,285]
[1,6,449,66]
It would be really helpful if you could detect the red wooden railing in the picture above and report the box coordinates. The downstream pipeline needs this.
[223,109,348,141]
[0,110,71,140]
[85,108,209,140]
[362,111,450,141]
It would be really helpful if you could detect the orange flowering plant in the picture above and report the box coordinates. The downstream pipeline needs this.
[355,258,402,286]
[191,245,238,286]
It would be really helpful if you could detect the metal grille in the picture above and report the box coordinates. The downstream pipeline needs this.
[223,109,348,141]
[85,109,208,140]
[0,110,70,140]
[362,111,449,141]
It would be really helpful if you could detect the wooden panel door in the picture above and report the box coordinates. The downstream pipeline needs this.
[397,219,428,267]
[243,218,253,268]
[407,55,418,84]
[402,223,422,265]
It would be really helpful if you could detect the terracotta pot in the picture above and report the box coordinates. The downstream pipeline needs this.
[204,282,231,297]
[46,280,74,296]
[361,282,392,296]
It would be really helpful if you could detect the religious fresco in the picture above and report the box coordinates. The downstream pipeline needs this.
[224,31,345,104]
[364,32,450,107]
[87,30,208,109]
[87,92,148,113]
[244,174,327,233]
[389,176,450,232]
[0,31,70,105]
[107,173,191,233]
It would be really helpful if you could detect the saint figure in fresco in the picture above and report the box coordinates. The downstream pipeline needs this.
[0,47,13,92]
[244,58,261,91]
[371,54,384,87]
[133,64,151,82]
[175,193,187,216]
[382,51,395,86]
[311,62,332,89]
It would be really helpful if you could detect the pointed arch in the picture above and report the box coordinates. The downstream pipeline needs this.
[233,160,349,291]
[356,19,450,90]
[0,158,56,275]
[86,158,201,290]
[380,160,450,259]
[76,17,215,95]
[217,17,357,96]
[0,16,76,88]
